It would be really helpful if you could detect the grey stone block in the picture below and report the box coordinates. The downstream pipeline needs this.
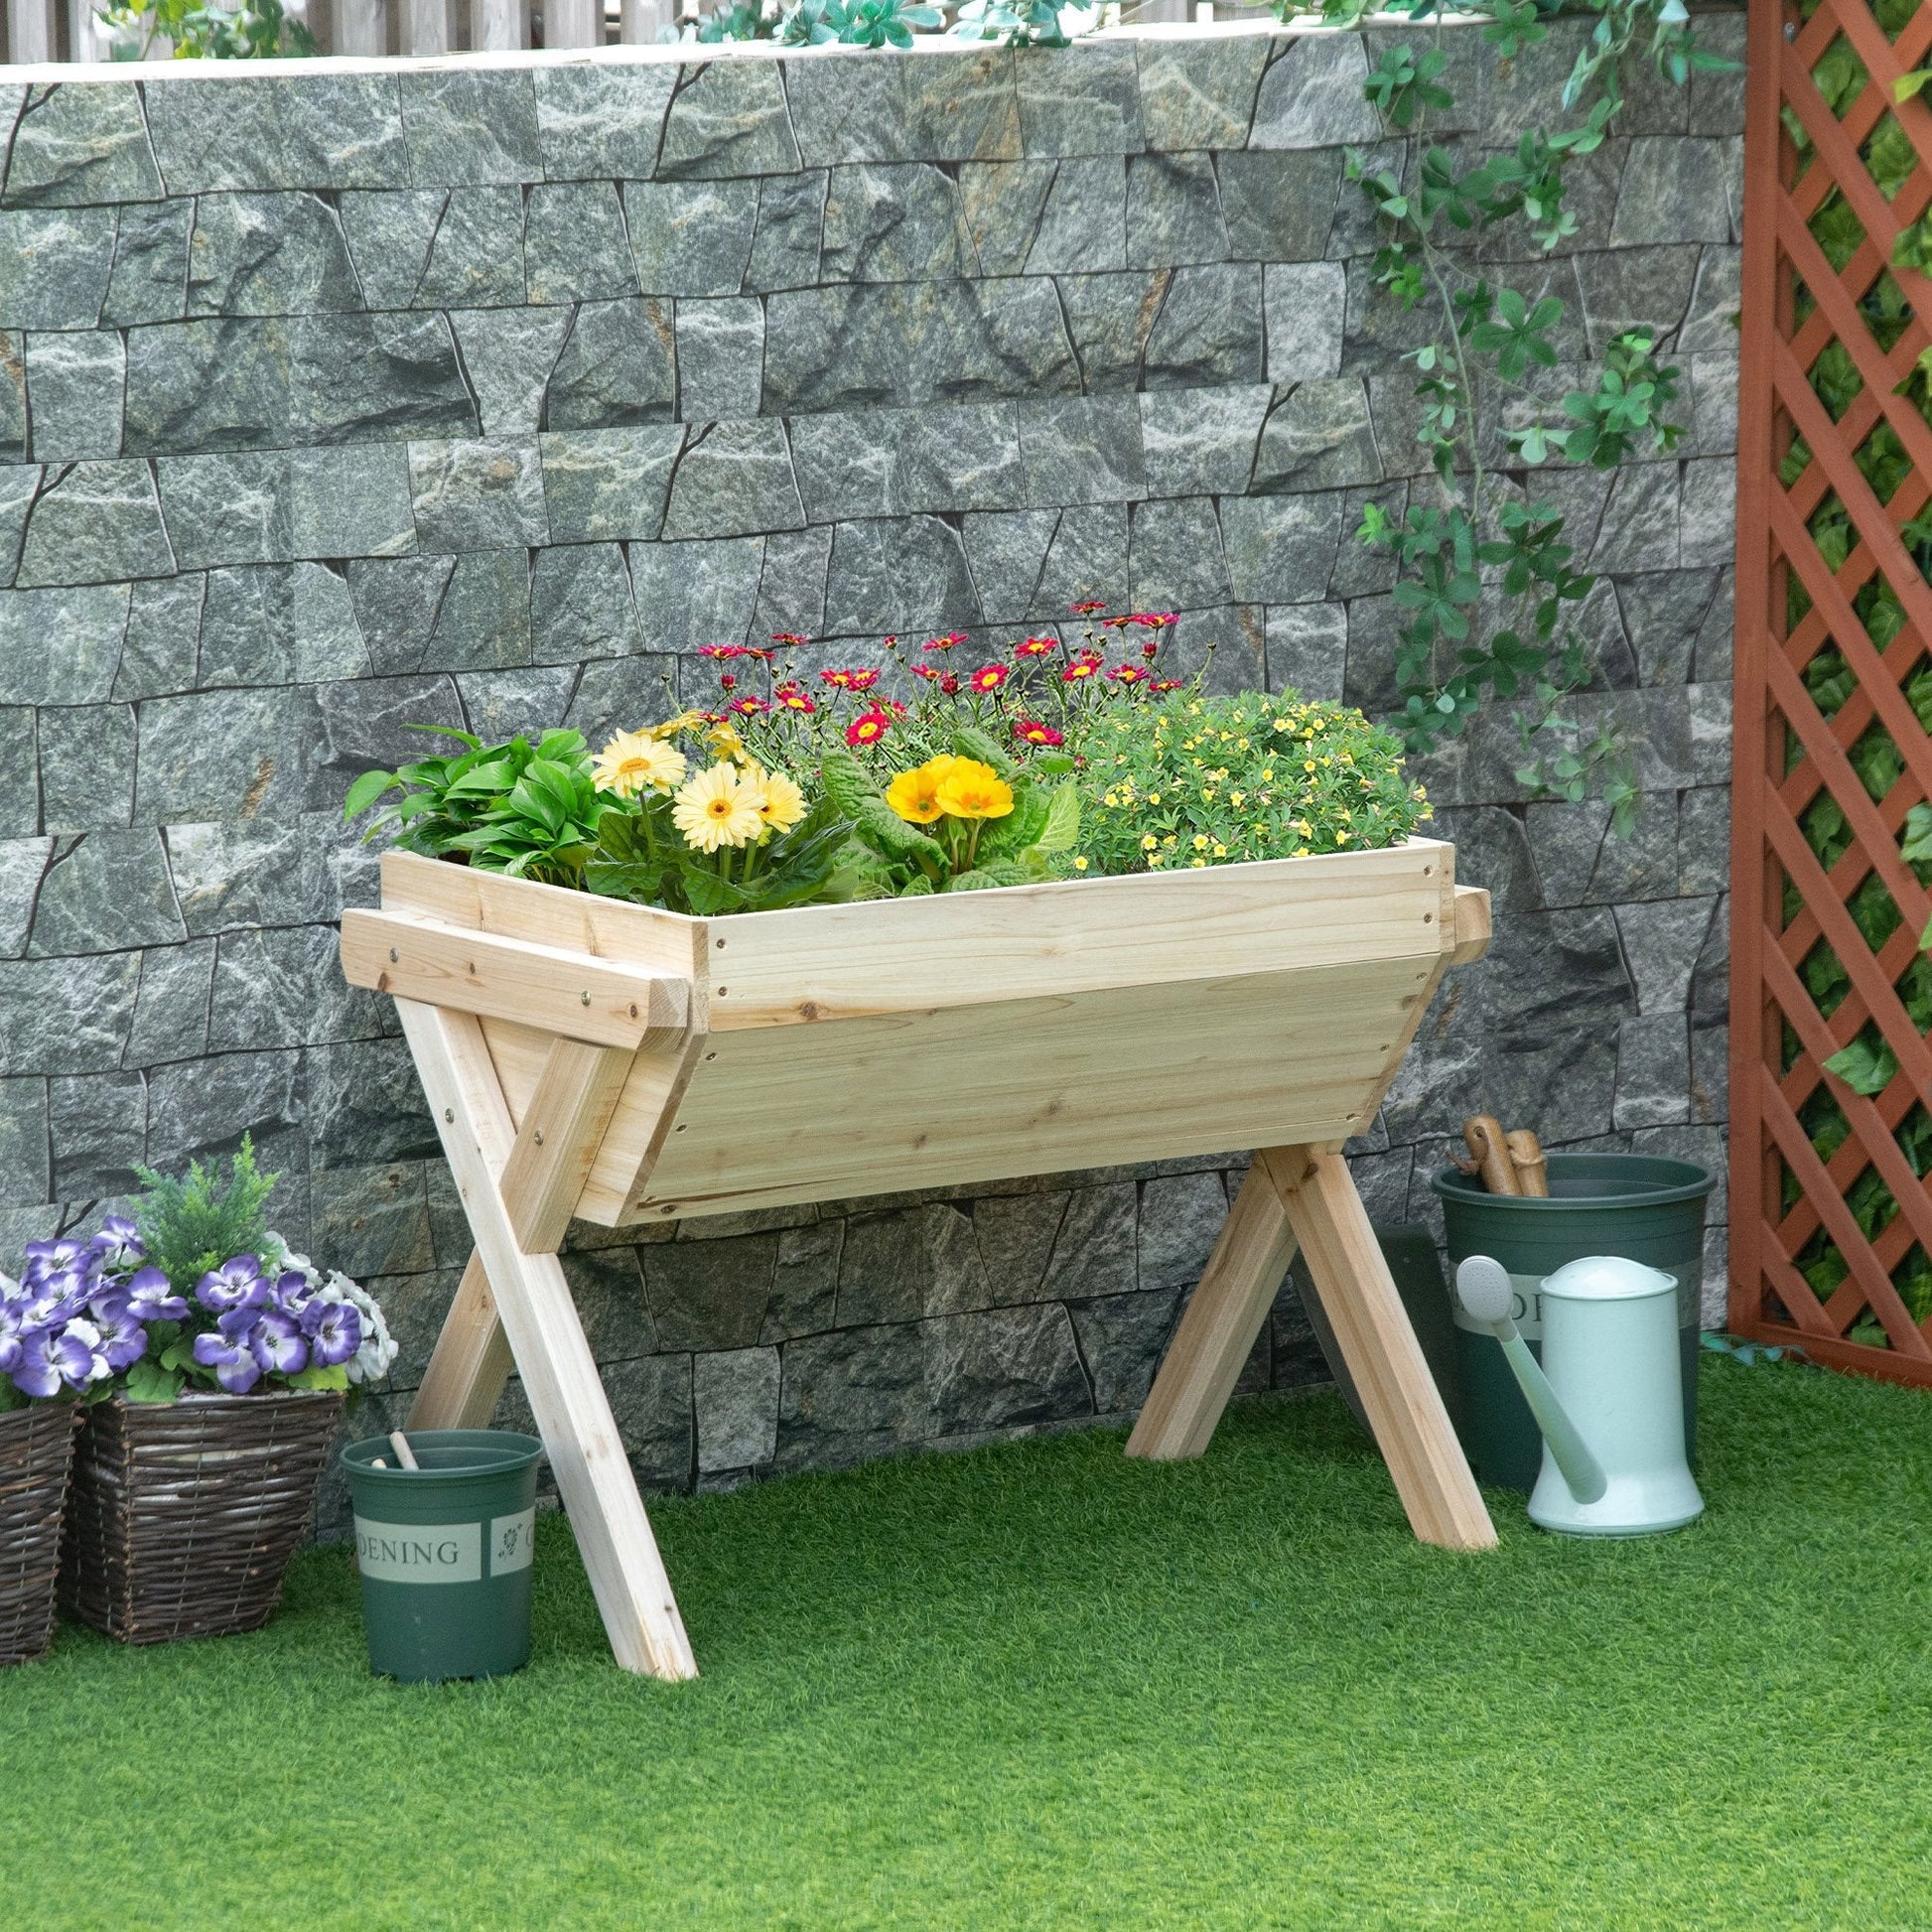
[901,48,1022,163]
[1017,41,1143,157]
[50,1069,147,1200]
[775,1320,926,1469]
[306,1035,437,1171]
[1126,153,1226,269]
[1068,1286,1179,1415]
[0,951,141,1076]
[1573,243,1698,356]
[962,507,1057,624]
[198,562,369,688]
[1266,602,1348,701]
[25,332,124,462]
[30,828,184,956]
[154,445,417,571]
[1679,458,1734,570]
[1265,261,1346,383]
[416,188,526,309]
[1680,245,1741,353]
[562,653,679,745]
[1139,385,1270,497]
[1136,34,1269,152]
[1222,492,1344,604]
[408,438,548,552]
[1689,352,1737,459]
[924,1303,1090,1434]
[3,83,163,207]
[1162,602,1264,695]
[957,160,1055,276]
[142,74,408,193]
[16,461,175,589]
[1030,500,1128,618]
[1019,395,1144,507]
[1055,269,1166,391]
[1253,380,1380,492]
[1588,460,1680,573]
[0,464,33,576]
[543,298,678,431]
[596,1353,694,1492]
[1129,495,1228,609]
[753,525,832,638]
[135,683,328,825]
[0,709,38,839]
[695,1346,781,1472]
[39,703,133,833]
[789,411,899,522]
[658,62,801,181]
[663,421,804,541]
[167,817,309,935]
[1614,1012,1690,1129]
[822,162,970,283]
[783,54,907,170]
[1029,156,1128,275]
[630,533,764,650]
[186,192,361,318]
[1143,262,1264,389]
[0,345,24,466]
[347,553,529,674]
[449,309,574,439]
[540,1251,658,1359]
[311,1163,436,1280]
[644,1232,777,1350]
[102,201,195,328]
[122,938,213,1067]
[0,837,49,957]
[534,63,677,181]
[0,209,116,331]
[760,1218,841,1341]
[1615,897,1716,1015]
[1612,137,1737,245]
[676,298,764,421]
[525,183,639,306]
[624,180,759,298]
[0,1077,50,1206]
[338,189,445,310]
[531,543,645,665]
[1249,35,1379,150]
[1037,1181,1138,1301]
[1216,150,1342,262]
[763,278,1077,413]
[211,922,381,1053]
[825,514,980,634]
[457,665,577,743]
[747,170,827,292]
[398,69,541,187]
[0,583,129,704]
[1678,785,1728,898]
[539,426,683,543]
[971,1188,1065,1303]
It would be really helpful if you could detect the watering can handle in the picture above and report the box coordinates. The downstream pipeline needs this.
[1495,1332,1607,1506]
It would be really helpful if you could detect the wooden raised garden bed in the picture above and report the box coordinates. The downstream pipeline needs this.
[341,839,1495,1677]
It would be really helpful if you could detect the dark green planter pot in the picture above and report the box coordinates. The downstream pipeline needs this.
[1430,1155,1714,1493]
[343,1430,543,1683]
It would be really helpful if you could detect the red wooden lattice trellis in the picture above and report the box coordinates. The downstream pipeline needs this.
[1731,0,1932,1380]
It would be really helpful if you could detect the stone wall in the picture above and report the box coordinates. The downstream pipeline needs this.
[0,19,1740,1517]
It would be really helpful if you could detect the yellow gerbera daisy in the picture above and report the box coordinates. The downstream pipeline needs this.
[705,720,749,763]
[672,761,763,853]
[592,729,686,799]
[744,764,807,835]
[885,756,957,824]
[933,759,1014,821]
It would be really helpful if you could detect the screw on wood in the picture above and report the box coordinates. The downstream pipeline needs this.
[443,1108,454,1122]
[581,990,592,1006]
[389,947,399,962]
[533,1129,544,1145]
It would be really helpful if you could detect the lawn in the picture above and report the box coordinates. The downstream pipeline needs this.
[5,1356,1929,1930]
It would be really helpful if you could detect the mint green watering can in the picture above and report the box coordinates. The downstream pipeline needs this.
[1454,1254,1705,1537]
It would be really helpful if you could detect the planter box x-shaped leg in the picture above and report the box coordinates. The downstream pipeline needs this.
[396,997,699,1680]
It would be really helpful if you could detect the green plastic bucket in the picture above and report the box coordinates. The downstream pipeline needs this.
[1430,1155,1713,1492]
[342,1430,543,1683]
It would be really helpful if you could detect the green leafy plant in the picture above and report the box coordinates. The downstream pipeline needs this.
[781,0,939,44]
[586,789,854,916]
[96,0,314,58]
[132,1137,277,1290]
[1076,690,1430,878]
[950,0,1069,49]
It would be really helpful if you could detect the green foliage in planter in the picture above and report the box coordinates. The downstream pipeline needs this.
[95,0,315,58]
[132,1137,276,1292]
[1075,691,1430,878]
[781,0,939,45]
[586,795,854,915]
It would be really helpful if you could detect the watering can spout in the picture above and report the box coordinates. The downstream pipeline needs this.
[1453,1256,1607,1505]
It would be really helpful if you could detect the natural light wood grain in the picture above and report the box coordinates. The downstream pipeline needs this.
[408,1251,514,1432]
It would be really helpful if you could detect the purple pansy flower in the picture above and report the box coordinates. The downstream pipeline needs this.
[11,1321,104,1398]
[302,1297,361,1368]
[88,1216,144,1273]
[22,1238,87,1285]
[197,1256,266,1315]
[249,1308,307,1376]
[192,1325,262,1394]
[22,1270,89,1328]
[271,1270,315,1316]
[121,1266,190,1322]
[88,1295,151,1373]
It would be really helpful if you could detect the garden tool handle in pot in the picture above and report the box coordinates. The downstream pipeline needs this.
[1453,1255,1607,1506]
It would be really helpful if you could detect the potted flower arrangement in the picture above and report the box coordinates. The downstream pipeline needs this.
[55,1140,399,1646]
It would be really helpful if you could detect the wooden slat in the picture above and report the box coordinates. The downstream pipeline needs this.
[7,0,59,61]
[1262,1147,1495,1551]
[409,1251,514,1432]
[544,0,599,43]
[402,0,451,52]
[1125,1163,1298,1460]
[1449,885,1490,965]
[471,0,526,48]
[396,998,699,1680]
[342,907,688,1051]
[498,1036,635,1253]
[333,0,385,53]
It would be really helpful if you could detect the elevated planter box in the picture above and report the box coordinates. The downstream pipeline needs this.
[341,839,1494,1677]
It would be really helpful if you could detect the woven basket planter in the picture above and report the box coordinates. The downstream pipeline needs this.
[60,1389,345,1645]
[0,1404,82,1667]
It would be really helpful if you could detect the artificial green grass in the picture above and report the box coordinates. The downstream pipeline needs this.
[5,1357,1930,1930]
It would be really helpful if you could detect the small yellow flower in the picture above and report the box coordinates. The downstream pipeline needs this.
[1141,833,1159,851]
[1213,843,1227,858]
[672,761,763,853]
[1193,834,1209,850]
[1073,855,1089,872]
[652,710,711,741]
[886,756,956,824]
[593,729,686,798]
[933,759,1014,821]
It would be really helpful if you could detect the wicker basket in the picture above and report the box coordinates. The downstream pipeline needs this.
[1,1404,82,1667]
[61,1390,345,1645]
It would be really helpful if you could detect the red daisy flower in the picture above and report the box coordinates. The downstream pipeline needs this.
[1014,720,1064,747]
[1015,635,1058,657]
[775,685,816,714]
[939,673,961,695]
[1069,601,1107,616]
[770,632,809,649]
[729,696,768,716]
[719,673,738,690]
[1128,612,1177,630]
[922,631,968,652]
[846,708,893,747]
[910,663,940,682]
[847,667,881,691]
[1108,664,1149,685]
[1061,661,1100,682]
[1142,640,1160,658]
[699,643,746,659]
[819,669,857,688]
[968,663,1011,692]
[1151,678,1184,693]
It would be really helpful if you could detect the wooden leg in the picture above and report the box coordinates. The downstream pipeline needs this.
[410,1251,514,1432]
[1261,1147,1495,1553]
[397,998,700,1680]
[1126,1163,1300,1460]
